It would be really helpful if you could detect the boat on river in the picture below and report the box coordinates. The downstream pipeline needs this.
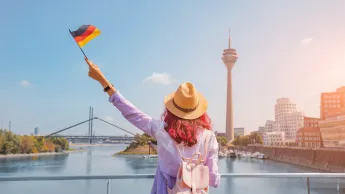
[142,155,158,158]
[257,153,267,159]
[218,150,236,158]
[233,151,267,159]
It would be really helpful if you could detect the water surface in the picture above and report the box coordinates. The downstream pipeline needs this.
[0,145,342,194]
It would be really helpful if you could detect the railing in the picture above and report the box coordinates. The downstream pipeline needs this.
[0,173,344,194]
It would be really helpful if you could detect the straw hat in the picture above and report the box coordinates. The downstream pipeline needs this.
[164,82,208,120]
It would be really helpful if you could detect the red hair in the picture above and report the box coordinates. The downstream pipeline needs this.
[161,109,212,147]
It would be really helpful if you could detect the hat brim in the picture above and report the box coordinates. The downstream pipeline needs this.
[164,92,208,120]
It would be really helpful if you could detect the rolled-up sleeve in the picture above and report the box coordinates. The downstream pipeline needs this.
[109,91,163,139]
[205,133,220,188]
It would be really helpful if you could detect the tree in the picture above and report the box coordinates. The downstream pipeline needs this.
[242,136,251,146]
[20,136,34,154]
[125,133,157,151]
[232,132,264,146]
[0,133,4,153]
[216,136,228,146]
[0,131,69,155]
[255,135,263,144]
[2,141,14,154]
[45,141,55,152]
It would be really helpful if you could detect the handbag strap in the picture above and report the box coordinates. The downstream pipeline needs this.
[174,130,212,163]
[202,130,211,162]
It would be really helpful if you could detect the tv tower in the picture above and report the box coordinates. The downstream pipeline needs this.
[221,29,238,141]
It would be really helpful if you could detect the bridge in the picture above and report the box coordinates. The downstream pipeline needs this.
[44,107,136,144]
[58,135,135,144]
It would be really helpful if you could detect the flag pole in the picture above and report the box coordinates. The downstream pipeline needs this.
[69,29,88,59]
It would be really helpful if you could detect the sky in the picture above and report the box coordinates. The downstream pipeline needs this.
[1,0,345,136]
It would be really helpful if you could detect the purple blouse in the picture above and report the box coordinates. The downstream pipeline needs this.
[109,91,220,194]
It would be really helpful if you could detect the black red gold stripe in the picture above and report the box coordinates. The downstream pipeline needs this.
[70,25,101,48]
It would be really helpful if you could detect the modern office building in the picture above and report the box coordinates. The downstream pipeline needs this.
[234,127,245,137]
[34,127,39,136]
[320,86,345,120]
[304,116,320,128]
[274,98,304,142]
[296,127,322,148]
[319,115,345,148]
[264,132,285,146]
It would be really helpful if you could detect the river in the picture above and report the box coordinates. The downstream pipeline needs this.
[0,145,342,194]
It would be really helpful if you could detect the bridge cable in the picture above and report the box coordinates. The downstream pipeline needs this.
[45,118,96,137]
[94,117,136,136]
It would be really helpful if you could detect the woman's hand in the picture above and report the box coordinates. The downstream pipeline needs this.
[85,57,116,96]
[85,57,105,82]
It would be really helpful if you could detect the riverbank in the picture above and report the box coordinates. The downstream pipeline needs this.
[69,143,125,147]
[0,148,87,158]
[115,145,156,155]
[243,145,345,172]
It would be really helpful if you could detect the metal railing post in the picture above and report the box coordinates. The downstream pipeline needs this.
[306,177,310,194]
[337,178,340,192]
[107,179,111,194]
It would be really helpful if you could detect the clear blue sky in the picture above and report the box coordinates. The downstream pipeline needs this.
[1,0,345,136]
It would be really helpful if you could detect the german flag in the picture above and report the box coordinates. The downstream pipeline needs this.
[70,25,101,48]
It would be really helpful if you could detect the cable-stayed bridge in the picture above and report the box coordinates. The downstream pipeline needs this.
[43,107,135,144]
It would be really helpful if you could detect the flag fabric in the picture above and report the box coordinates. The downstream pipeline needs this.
[70,25,101,48]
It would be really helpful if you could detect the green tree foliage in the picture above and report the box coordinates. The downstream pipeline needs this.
[248,132,263,144]
[48,137,69,151]
[125,133,156,151]
[20,136,34,154]
[216,136,228,146]
[0,129,69,155]
[232,132,264,146]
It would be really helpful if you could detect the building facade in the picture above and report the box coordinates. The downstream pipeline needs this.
[319,115,345,148]
[264,132,285,146]
[264,120,276,133]
[216,132,226,138]
[274,98,304,142]
[296,127,322,148]
[34,127,39,136]
[258,126,265,137]
[320,86,345,120]
[304,116,320,128]
[234,128,245,137]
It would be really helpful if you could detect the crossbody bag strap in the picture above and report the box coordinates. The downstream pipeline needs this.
[203,130,212,161]
[174,142,183,159]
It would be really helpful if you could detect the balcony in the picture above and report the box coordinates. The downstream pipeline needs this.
[1,173,345,194]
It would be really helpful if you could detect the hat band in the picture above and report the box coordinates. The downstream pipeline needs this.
[173,99,199,113]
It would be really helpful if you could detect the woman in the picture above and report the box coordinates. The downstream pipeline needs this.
[85,58,220,193]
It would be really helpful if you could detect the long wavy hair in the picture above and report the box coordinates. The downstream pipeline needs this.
[161,109,212,147]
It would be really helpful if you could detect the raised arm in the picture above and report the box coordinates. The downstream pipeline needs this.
[108,91,162,138]
[85,58,161,138]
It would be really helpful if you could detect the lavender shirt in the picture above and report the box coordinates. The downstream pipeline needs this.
[109,91,220,194]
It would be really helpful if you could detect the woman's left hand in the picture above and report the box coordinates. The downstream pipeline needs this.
[85,57,105,82]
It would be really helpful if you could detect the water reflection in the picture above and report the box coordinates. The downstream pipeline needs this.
[0,154,69,174]
[86,149,92,175]
[122,156,158,174]
[0,145,344,194]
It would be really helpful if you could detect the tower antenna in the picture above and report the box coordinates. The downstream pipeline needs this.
[228,28,231,49]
